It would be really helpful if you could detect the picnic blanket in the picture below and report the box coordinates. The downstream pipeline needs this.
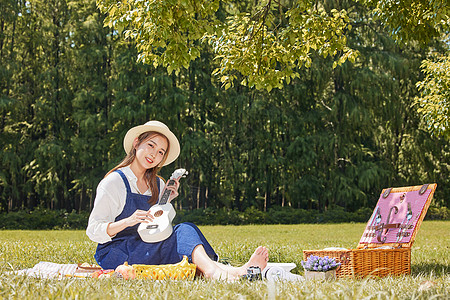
[12,261,305,281]
[12,262,80,279]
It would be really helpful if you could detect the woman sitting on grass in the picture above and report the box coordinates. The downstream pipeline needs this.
[86,120,268,280]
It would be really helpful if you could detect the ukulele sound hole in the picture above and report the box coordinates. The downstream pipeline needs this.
[154,210,163,217]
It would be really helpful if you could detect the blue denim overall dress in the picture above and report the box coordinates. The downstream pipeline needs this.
[94,170,218,270]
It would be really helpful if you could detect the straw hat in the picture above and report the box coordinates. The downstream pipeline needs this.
[123,120,180,166]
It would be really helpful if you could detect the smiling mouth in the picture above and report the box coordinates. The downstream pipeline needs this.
[146,157,153,164]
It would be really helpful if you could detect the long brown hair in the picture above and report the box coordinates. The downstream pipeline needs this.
[105,131,169,205]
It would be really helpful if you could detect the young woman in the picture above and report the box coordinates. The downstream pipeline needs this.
[86,120,269,280]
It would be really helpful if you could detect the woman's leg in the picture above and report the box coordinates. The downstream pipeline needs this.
[192,245,269,280]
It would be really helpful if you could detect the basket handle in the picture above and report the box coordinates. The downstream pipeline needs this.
[376,206,400,243]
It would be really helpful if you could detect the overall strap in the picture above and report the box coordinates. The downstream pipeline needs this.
[115,169,131,194]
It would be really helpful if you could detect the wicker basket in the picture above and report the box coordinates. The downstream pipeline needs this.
[303,249,354,278]
[352,247,410,277]
[133,256,196,280]
[304,184,436,278]
[303,247,411,278]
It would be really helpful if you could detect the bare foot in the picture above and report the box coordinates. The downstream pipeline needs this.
[196,246,269,281]
[241,246,269,274]
[206,267,236,281]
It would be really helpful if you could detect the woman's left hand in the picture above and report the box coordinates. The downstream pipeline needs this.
[166,179,180,203]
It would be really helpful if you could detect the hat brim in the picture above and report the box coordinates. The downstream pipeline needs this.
[123,124,180,166]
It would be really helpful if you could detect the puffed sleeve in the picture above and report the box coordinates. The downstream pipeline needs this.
[86,172,126,244]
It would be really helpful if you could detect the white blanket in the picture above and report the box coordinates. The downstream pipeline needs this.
[12,261,78,279]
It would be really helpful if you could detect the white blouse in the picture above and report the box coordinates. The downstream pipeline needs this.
[86,166,163,244]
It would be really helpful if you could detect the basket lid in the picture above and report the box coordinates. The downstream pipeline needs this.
[357,183,437,249]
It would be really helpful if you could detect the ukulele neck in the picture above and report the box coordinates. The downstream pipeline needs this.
[158,179,175,205]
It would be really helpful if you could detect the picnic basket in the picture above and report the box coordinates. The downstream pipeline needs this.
[303,184,437,278]
[132,256,196,280]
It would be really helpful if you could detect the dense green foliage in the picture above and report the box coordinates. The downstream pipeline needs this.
[0,206,448,229]
[0,0,449,217]
[98,0,450,136]
[365,0,449,45]
[415,52,450,139]
[96,0,357,91]
[0,208,90,230]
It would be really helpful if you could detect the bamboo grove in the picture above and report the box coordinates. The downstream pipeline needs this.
[1,0,449,215]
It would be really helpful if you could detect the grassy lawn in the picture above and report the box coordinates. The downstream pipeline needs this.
[0,221,448,299]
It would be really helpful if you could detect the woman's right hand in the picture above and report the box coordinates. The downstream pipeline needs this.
[107,209,154,237]
[126,209,155,227]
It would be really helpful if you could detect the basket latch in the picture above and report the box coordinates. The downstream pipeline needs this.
[419,184,429,195]
[382,188,392,198]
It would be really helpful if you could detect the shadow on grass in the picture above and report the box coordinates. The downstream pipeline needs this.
[412,262,449,276]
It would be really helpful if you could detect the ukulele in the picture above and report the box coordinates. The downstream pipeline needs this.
[137,168,188,243]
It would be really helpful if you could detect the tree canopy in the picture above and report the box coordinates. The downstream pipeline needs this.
[415,53,450,139]
[97,0,449,90]
[97,0,358,91]
[365,0,449,45]
[97,0,450,137]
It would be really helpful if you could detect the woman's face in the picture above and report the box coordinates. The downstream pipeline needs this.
[133,133,169,170]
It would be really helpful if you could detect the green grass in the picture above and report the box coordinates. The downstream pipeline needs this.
[0,221,448,299]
